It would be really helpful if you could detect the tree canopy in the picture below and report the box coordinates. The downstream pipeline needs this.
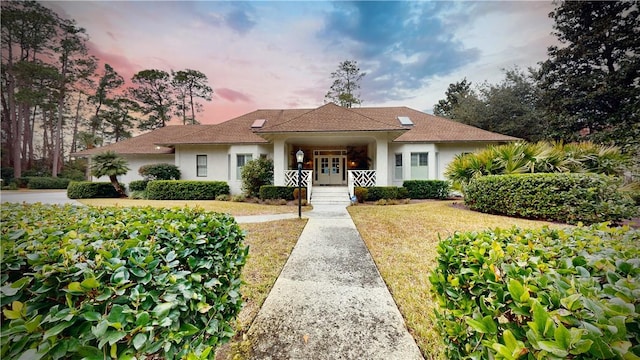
[537,1,639,154]
[324,60,366,108]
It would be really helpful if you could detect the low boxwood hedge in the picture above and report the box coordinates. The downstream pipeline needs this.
[364,186,409,201]
[402,180,450,199]
[0,203,248,359]
[67,181,120,199]
[259,185,295,200]
[26,176,71,189]
[128,179,149,192]
[146,180,229,200]
[430,224,640,360]
[465,173,637,225]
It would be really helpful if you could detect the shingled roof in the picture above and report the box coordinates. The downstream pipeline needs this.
[72,125,206,156]
[75,104,518,155]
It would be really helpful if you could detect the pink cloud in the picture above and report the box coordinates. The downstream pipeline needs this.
[86,41,141,85]
[216,88,252,103]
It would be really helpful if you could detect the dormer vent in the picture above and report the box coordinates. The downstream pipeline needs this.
[397,116,413,126]
[251,119,267,128]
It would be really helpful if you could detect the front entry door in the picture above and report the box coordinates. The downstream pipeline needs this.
[316,156,345,185]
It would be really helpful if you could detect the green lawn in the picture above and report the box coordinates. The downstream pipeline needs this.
[348,200,561,359]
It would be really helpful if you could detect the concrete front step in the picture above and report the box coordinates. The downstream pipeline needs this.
[311,186,350,205]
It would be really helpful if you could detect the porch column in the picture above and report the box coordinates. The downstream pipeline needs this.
[273,138,286,186]
[375,136,389,186]
[429,150,437,180]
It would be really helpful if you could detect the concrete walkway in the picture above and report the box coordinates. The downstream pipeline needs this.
[1,190,82,205]
[247,204,423,359]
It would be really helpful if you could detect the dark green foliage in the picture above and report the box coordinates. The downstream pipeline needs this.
[1,167,14,184]
[128,180,149,192]
[59,168,85,181]
[0,203,248,359]
[354,187,368,203]
[430,224,640,360]
[465,173,637,225]
[138,163,180,180]
[26,177,70,189]
[67,181,120,199]
[241,158,274,198]
[259,185,294,200]
[364,186,409,201]
[402,180,450,199]
[146,180,229,200]
[537,1,640,156]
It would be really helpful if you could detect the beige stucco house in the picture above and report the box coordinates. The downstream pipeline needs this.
[75,103,518,198]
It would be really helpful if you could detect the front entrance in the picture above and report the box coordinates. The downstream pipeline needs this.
[314,150,347,185]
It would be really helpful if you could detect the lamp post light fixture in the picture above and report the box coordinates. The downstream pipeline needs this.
[296,149,304,218]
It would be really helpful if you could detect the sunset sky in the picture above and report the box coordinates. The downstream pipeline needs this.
[47,1,559,124]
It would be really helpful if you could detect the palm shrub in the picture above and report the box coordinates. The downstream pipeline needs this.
[241,158,273,198]
[445,141,629,188]
[90,151,130,197]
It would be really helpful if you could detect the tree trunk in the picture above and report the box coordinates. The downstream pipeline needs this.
[71,93,82,156]
[109,175,127,197]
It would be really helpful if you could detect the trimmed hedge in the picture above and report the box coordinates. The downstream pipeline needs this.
[67,181,120,199]
[465,173,637,225]
[146,180,229,200]
[364,186,409,201]
[26,177,71,189]
[430,224,640,360]
[138,163,180,180]
[1,203,248,359]
[259,185,295,200]
[128,179,150,192]
[402,180,450,199]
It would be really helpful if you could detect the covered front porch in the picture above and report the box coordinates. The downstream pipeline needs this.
[271,132,392,199]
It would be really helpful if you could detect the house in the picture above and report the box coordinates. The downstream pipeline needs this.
[74,103,518,199]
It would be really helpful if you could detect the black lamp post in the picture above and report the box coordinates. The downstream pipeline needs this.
[296,149,304,218]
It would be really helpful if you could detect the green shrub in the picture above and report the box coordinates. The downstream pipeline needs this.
[59,168,86,181]
[0,203,248,359]
[26,177,71,189]
[1,167,14,184]
[402,180,450,199]
[241,158,274,197]
[146,180,229,200]
[365,186,409,201]
[67,181,121,199]
[138,163,180,180]
[430,224,640,360]
[231,194,246,202]
[128,179,150,192]
[354,187,368,203]
[259,185,294,200]
[465,173,638,225]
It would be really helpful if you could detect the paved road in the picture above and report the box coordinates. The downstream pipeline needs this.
[247,204,423,359]
[1,190,81,205]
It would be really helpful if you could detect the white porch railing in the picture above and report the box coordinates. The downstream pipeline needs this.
[347,170,376,197]
[284,170,312,203]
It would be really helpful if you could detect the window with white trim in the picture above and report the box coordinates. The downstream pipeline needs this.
[236,154,253,180]
[394,153,403,180]
[196,155,207,177]
[411,152,428,179]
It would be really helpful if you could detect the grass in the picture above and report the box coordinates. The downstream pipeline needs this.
[215,218,308,360]
[348,200,561,360]
[77,198,311,216]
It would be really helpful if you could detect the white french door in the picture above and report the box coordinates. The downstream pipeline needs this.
[315,154,346,185]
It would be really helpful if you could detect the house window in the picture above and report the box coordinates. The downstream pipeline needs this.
[411,152,428,179]
[394,153,403,180]
[196,155,207,177]
[236,154,252,179]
